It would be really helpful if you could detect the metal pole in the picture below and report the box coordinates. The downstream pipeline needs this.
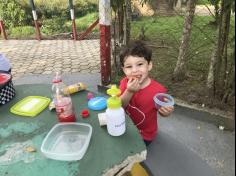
[69,0,78,40]
[29,0,41,40]
[99,0,111,86]
[0,20,7,40]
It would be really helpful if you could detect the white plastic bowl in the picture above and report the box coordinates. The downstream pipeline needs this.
[41,123,92,161]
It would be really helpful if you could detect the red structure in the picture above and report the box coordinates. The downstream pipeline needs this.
[0,20,7,40]
[100,24,111,85]
[99,0,111,86]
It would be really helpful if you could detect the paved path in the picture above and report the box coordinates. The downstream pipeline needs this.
[0,40,100,80]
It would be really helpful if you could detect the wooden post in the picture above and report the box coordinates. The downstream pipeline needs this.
[29,0,41,40]
[99,0,111,86]
[69,0,78,40]
[79,19,99,40]
[0,20,7,40]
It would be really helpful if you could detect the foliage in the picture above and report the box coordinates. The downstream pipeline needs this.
[31,0,98,18]
[73,12,99,32]
[0,0,30,28]
[196,0,210,5]
[1,0,98,29]
[9,26,35,38]
[41,17,68,35]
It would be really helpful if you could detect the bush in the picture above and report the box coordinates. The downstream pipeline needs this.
[9,26,35,38]
[41,17,68,35]
[0,0,30,28]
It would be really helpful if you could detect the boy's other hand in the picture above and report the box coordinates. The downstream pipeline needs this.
[158,106,174,117]
[127,77,141,93]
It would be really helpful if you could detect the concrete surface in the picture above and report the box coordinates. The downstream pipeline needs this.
[145,106,235,176]
[0,39,235,176]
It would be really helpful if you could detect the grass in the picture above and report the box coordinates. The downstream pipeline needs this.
[9,26,35,38]
[130,15,218,82]
[66,12,99,32]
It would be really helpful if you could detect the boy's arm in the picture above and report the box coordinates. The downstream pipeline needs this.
[120,78,141,108]
[120,89,134,108]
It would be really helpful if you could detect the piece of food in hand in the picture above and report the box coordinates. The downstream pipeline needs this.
[25,146,37,152]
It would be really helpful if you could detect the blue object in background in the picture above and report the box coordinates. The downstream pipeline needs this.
[88,97,107,111]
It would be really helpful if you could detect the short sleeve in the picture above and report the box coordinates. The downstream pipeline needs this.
[119,77,128,95]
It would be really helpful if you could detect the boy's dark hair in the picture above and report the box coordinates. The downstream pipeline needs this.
[120,40,152,67]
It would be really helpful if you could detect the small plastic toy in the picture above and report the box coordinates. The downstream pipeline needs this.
[87,92,94,100]
[88,97,107,111]
[81,109,90,118]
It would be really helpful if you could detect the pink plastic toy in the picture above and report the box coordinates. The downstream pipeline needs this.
[87,92,94,100]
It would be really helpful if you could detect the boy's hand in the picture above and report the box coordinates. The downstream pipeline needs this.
[158,106,174,117]
[127,77,141,93]
[158,97,174,117]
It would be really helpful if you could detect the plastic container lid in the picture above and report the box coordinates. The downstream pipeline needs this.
[41,123,92,161]
[88,97,107,111]
[10,96,51,117]
[153,93,174,108]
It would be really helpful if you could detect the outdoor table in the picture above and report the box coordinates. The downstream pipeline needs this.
[0,84,146,176]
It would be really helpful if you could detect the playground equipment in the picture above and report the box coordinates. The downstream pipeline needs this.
[69,0,78,40]
[0,19,7,40]
[29,0,41,40]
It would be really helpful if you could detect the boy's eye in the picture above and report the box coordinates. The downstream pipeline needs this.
[138,63,144,66]
[125,66,132,69]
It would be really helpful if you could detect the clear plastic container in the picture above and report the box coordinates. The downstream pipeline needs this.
[41,123,92,161]
[153,93,175,109]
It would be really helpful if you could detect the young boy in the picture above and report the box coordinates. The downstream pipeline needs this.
[119,40,174,146]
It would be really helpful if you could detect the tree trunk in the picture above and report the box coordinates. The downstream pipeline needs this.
[222,49,235,103]
[123,0,131,45]
[172,0,196,81]
[207,27,219,95]
[207,0,232,96]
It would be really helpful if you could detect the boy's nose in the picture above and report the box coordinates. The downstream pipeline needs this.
[131,66,138,72]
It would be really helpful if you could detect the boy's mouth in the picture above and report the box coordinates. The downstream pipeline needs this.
[130,75,142,80]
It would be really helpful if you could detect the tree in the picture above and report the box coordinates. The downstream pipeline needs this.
[172,0,197,81]
[207,0,235,103]
[110,0,150,74]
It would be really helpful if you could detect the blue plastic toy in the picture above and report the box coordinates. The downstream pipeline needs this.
[88,97,107,111]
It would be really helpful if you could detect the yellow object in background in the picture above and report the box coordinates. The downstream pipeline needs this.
[130,163,149,176]
[63,83,87,94]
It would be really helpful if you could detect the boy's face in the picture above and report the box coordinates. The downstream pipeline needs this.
[122,55,152,85]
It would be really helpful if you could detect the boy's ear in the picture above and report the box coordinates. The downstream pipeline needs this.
[148,61,153,71]
[122,66,125,72]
